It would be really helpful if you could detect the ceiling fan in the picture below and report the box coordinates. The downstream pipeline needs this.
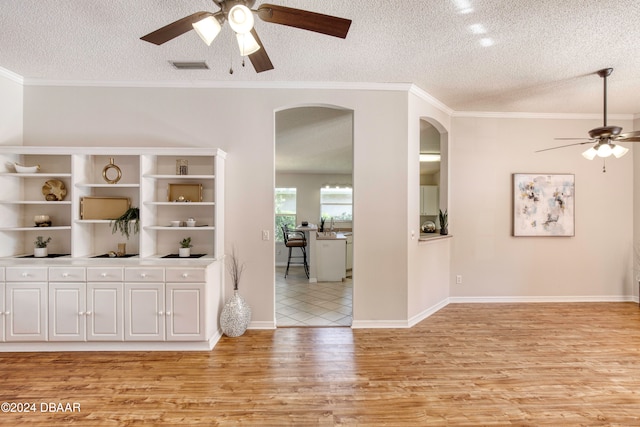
[140,1,352,73]
[537,68,640,162]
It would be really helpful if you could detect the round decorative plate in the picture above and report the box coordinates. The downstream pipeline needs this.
[42,179,67,201]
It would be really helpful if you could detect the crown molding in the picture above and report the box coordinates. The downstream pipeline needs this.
[452,110,634,121]
[0,66,24,84]
[408,84,454,116]
[23,77,413,92]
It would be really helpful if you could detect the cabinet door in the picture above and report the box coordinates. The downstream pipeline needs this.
[5,283,47,341]
[87,282,123,341]
[165,283,205,341]
[49,282,86,341]
[0,283,4,342]
[124,283,165,341]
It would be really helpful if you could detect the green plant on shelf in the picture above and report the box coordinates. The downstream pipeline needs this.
[34,236,51,248]
[110,207,140,239]
[180,237,192,248]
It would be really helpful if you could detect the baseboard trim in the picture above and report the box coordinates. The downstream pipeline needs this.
[408,298,450,327]
[248,321,276,330]
[449,295,636,303]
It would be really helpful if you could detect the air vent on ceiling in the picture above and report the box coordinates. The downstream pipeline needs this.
[169,61,209,70]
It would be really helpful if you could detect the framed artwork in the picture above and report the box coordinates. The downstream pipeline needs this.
[512,173,575,237]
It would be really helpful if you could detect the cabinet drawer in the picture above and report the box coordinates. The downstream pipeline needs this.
[6,267,48,282]
[125,267,165,282]
[87,267,124,282]
[49,267,86,282]
[166,267,206,283]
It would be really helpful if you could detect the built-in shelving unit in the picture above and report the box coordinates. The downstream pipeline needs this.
[0,147,225,260]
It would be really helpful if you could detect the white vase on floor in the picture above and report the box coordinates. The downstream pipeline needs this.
[220,291,251,337]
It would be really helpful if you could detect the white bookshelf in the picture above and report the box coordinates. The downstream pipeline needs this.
[0,147,225,260]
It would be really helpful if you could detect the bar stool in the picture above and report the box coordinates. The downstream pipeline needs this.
[281,226,309,278]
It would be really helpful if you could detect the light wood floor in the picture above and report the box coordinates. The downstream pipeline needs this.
[1,302,640,426]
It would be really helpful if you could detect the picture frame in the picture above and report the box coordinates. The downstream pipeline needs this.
[168,183,203,202]
[80,197,131,220]
[512,173,575,237]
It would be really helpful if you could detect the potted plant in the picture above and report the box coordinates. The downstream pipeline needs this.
[220,248,251,337]
[34,236,51,257]
[439,209,448,235]
[110,207,139,239]
[179,237,192,257]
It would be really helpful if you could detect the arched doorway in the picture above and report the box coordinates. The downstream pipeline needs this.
[274,105,354,327]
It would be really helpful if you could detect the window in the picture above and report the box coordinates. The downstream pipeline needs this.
[275,188,296,242]
[320,187,352,221]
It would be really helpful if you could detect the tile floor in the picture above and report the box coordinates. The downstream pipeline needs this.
[275,266,352,327]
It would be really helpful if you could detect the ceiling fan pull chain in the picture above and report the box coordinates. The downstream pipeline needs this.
[602,158,607,173]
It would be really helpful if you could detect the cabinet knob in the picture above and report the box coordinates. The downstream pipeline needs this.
[158,311,164,316]
[21,272,28,277]
[182,273,189,278]
[62,272,69,277]
[165,311,171,316]
[85,311,92,316]
[140,273,147,278]
[100,273,107,277]
[5,311,10,315]
[78,311,84,316]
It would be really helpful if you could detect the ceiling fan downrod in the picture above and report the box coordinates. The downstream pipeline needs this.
[597,68,613,127]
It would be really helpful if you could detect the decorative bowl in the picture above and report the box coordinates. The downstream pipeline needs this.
[14,163,40,173]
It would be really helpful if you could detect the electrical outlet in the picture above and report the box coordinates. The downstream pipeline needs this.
[262,230,269,241]
[456,275,463,284]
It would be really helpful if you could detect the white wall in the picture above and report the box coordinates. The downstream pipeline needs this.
[22,84,411,327]
[0,69,23,145]
[634,117,640,299]
[450,116,635,300]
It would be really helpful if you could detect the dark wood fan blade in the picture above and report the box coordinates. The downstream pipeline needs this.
[535,141,593,153]
[248,28,274,73]
[141,11,213,45]
[257,4,351,38]
[615,131,640,142]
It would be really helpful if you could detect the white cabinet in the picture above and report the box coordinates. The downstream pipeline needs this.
[420,185,439,216]
[125,267,206,342]
[5,266,48,342]
[316,238,347,282]
[49,273,123,342]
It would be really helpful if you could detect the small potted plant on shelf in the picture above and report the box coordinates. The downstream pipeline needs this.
[110,207,139,239]
[179,237,192,257]
[439,209,448,235]
[34,236,51,258]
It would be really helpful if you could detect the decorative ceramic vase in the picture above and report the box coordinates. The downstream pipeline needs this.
[34,247,48,258]
[440,227,448,236]
[220,291,251,337]
[179,247,191,258]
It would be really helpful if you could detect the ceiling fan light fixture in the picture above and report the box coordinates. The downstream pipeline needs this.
[192,16,221,46]
[596,144,613,158]
[612,144,629,158]
[236,32,260,56]
[228,5,254,34]
[582,147,598,160]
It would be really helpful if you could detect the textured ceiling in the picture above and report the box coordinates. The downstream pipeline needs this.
[2,0,640,115]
